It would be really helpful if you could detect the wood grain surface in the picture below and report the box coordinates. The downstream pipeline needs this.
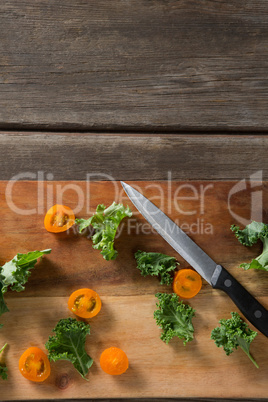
[1,1,268,401]
[0,133,268,181]
[0,181,267,400]
[1,1,268,131]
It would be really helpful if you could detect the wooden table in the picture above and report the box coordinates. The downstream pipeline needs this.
[1,1,268,401]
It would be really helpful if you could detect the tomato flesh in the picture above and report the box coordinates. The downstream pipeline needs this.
[44,204,75,233]
[68,288,102,318]
[100,347,129,375]
[50,211,68,227]
[173,268,202,299]
[19,347,51,382]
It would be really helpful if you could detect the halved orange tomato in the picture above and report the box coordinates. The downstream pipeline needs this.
[19,347,51,382]
[173,268,202,299]
[68,288,102,319]
[44,204,75,233]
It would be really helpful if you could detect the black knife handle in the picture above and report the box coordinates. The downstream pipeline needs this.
[211,265,268,337]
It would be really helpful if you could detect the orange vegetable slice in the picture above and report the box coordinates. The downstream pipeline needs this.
[100,347,129,375]
[173,268,202,299]
[19,347,51,382]
[68,288,102,319]
[44,204,75,233]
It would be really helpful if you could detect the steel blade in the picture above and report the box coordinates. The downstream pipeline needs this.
[121,182,217,284]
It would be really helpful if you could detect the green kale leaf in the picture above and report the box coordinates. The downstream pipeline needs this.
[0,343,8,380]
[211,312,258,368]
[154,293,195,345]
[135,250,178,285]
[0,366,8,381]
[76,202,132,260]
[231,221,268,271]
[0,283,9,318]
[45,318,93,380]
[0,249,51,317]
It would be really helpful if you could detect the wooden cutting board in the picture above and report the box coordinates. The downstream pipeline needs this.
[0,181,267,400]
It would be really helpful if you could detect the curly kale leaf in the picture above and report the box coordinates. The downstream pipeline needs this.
[231,221,268,271]
[0,283,8,318]
[0,249,51,317]
[135,250,178,285]
[76,202,132,260]
[0,366,8,381]
[45,318,93,379]
[231,221,268,246]
[154,293,195,345]
[0,343,8,380]
[211,312,258,368]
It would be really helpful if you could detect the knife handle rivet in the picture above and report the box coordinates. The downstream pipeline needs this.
[224,279,232,287]
[254,310,262,318]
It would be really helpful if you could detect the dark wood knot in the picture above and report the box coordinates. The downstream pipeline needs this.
[55,373,70,390]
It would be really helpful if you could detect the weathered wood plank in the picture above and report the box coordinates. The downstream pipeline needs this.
[0,132,267,181]
[0,1,268,130]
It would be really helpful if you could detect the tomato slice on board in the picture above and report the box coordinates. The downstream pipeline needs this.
[68,288,102,319]
[19,347,51,382]
[44,204,75,233]
[173,268,202,299]
[100,347,129,375]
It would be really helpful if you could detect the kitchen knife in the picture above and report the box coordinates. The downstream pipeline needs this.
[121,181,268,337]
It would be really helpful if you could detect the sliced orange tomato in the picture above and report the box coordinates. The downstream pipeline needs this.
[44,204,75,233]
[100,347,129,375]
[19,347,51,382]
[68,288,102,319]
[173,268,202,299]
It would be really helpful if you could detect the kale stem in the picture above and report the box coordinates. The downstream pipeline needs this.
[244,349,259,368]
[0,343,7,355]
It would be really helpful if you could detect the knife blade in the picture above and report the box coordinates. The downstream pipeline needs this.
[121,181,268,337]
